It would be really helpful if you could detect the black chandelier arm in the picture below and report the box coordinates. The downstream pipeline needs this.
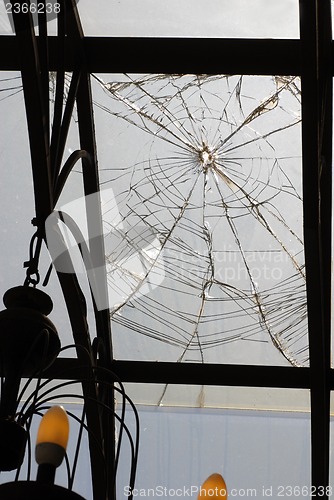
[16,357,139,494]
[68,404,86,491]
[33,391,138,497]
[93,365,140,496]
[53,150,92,205]
[55,271,107,498]
[41,219,107,499]
[46,209,107,317]
[16,344,94,423]
[51,68,82,183]
[33,404,107,489]
[37,2,50,149]
[49,0,66,184]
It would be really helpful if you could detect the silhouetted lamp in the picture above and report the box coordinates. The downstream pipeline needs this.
[0,286,61,471]
[0,406,86,499]
[198,473,228,499]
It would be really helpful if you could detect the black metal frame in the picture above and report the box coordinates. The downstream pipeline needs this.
[0,0,333,498]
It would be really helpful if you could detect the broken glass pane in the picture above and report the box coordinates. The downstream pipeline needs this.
[91,73,305,367]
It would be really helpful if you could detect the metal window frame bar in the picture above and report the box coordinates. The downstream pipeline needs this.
[298,0,332,494]
[0,37,303,74]
[0,1,333,498]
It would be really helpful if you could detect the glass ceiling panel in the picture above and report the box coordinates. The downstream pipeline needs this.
[91,73,305,367]
[77,0,299,38]
[1,401,311,499]
[0,2,13,34]
[118,404,311,499]
[0,72,31,300]
[122,384,311,411]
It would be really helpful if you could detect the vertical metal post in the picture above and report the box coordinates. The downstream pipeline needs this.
[299,0,332,496]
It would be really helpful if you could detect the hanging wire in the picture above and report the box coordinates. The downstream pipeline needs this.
[17,344,93,421]
[6,331,139,494]
[13,329,51,481]
[64,451,72,489]
[33,392,138,498]
[24,427,32,481]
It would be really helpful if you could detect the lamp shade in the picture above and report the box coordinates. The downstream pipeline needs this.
[198,473,228,499]
[35,406,69,467]
[0,286,60,375]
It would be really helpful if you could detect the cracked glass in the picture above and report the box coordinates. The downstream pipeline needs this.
[91,73,305,368]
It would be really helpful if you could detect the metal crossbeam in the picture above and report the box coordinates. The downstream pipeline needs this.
[0,36,302,74]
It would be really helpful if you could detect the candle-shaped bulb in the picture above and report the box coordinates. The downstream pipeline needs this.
[198,473,228,499]
[35,405,69,468]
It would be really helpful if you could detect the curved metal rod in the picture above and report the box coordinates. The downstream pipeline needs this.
[54,149,93,206]
[46,209,106,314]
[33,392,138,498]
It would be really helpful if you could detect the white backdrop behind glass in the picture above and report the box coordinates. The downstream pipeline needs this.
[78,0,299,38]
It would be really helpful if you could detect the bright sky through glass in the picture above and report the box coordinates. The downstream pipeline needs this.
[77,0,299,38]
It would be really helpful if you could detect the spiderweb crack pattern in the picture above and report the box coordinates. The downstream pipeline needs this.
[92,73,307,378]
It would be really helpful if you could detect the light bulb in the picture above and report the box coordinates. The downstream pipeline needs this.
[198,473,228,499]
[35,405,69,468]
